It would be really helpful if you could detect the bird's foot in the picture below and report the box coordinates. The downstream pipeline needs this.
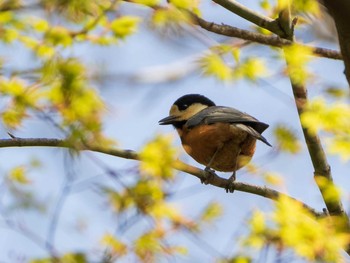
[225,172,236,193]
[202,167,216,184]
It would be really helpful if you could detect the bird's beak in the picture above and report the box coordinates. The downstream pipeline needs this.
[158,115,179,125]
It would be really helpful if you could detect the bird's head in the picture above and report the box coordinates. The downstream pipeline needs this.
[159,94,215,128]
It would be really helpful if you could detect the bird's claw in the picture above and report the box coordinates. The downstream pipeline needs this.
[201,167,216,184]
[225,172,236,193]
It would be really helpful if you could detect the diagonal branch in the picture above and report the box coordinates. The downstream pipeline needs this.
[277,3,350,254]
[190,14,342,60]
[286,68,346,217]
[124,1,342,60]
[212,0,287,37]
[285,58,350,253]
[0,137,323,217]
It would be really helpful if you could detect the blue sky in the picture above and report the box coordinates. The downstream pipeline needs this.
[0,1,349,262]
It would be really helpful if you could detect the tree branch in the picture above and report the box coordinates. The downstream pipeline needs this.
[212,0,287,37]
[285,60,350,253]
[321,0,350,87]
[190,14,342,60]
[0,137,323,217]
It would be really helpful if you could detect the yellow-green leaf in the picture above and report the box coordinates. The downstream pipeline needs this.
[274,125,301,153]
[31,18,49,32]
[200,202,223,223]
[234,58,267,81]
[169,0,199,12]
[151,7,192,28]
[101,233,128,257]
[110,16,140,39]
[139,135,178,179]
[9,166,30,184]
[315,176,342,204]
[45,26,72,46]
[2,107,27,129]
[327,136,350,161]
[130,0,161,6]
[283,44,313,85]
[134,229,163,260]
[263,171,284,186]
[200,53,232,80]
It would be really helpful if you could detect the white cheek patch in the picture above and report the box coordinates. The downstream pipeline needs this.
[169,103,208,121]
[181,104,208,120]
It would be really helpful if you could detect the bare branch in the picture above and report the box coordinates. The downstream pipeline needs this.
[284,58,349,220]
[321,0,350,87]
[191,14,342,60]
[212,0,287,37]
[0,137,323,217]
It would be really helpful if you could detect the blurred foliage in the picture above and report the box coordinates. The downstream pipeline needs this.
[4,162,46,212]
[283,43,313,86]
[101,233,128,259]
[0,0,348,263]
[199,46,267,81]
[31,253,87,263]
[139,135,178,180]
[244,196,350,262]
[259,0,320,19]
[301,98,350,161]
[98,135,223,261]
[273,124,301,154]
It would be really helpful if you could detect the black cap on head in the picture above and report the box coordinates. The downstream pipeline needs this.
[174,94,216,111]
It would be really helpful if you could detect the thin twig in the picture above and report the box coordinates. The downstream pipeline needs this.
[46,158,74,250]
[70,0,119,37]
[2,218,58,258]
[0,137,323,217]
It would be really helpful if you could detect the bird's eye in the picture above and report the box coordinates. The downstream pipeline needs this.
[179,104,189,110]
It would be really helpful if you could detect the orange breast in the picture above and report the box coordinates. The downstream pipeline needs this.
[179,123,256,172]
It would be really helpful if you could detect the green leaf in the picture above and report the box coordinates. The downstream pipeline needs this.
[283,44,313,85]
[277,0,320,16]
[262,171,284,186]
[169,0,200,12]
[45,26,73,46]
[260,0,271,10]
[31,18,49,32]
[200,202,223,223]
[2,28,19,43]
[139,135,178,179]
[274,124,301,153]
[234,58,267,81]
[134,229,163,261]
[0,11,13,24]
[101,233,128,257]
[131,0,161,6]
[199,53,233,80]
[2,107,26,129]
[131,179,164,212]
[110,16,141,39]
[30,253,86,263]
[151,7,192,28]
[315,176,342,203]
[9,166,30,184]
[327,136,350,161]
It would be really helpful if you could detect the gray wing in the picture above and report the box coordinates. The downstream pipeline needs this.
[186,106,271,146]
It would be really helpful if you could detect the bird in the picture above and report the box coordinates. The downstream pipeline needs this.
[159,94,271,193]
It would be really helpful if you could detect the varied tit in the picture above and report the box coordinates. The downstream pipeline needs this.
[159,94,271,193]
